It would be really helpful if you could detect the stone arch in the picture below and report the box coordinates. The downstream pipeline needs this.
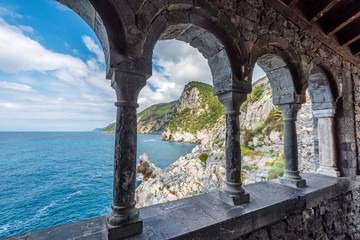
[135,3,252,205]
[140,5,249,95]
[248,35,308,188]
[57,0,128,78]
[249,35,306,105]
[306,58,342,177]
[306,58,341,106]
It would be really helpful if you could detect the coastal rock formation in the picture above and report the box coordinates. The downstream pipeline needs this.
[136,153,161,180]
[135,149,226,207]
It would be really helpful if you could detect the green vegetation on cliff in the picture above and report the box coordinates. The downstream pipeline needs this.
[102,122,115,132]
[102,81,223,134]
[138,101,177,125]
[167,81,225,133]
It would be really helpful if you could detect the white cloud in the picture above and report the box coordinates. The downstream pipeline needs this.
[18,25,34,33]
[138,40,212,111]
[54,2,71,12]
[64,42,79,55]
[252,63,266,83]
[0,17,116,131]
[0,102,22,109]
[0,7,23,19]
[0,18,88,82]
[0,81,34,92]
[82,35,105,64]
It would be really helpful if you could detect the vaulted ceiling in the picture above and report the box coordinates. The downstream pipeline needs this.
[265,0,360,68]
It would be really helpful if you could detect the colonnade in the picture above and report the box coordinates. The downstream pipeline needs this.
[105,69,341,239]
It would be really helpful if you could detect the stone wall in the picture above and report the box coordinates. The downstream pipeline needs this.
[239,187,360,240]
[233,0,358,177]
[352,66,360,175]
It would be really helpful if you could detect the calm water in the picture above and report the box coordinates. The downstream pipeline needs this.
[0,132,197,238]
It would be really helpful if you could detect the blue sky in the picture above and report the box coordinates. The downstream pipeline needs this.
[0,1,265,131]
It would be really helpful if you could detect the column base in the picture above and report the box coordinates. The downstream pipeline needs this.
[218,190,250,205]
[219,181,250,205]
[106,202,139,226]
[280,177,306,188]
[317,166,341,177]
[106,217,143,240]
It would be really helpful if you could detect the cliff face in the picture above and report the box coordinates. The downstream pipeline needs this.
[137,101,177,134]
[161,81,225,143]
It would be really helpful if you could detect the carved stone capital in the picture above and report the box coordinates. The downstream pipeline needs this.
[111,70,146,108]
[277,103,301,121]
[217,91,248,115]
[313,108,336,118]
[272,92,305,105]
[214,80,252,96]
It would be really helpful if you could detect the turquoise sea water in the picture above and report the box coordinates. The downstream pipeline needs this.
[0,132,197,238]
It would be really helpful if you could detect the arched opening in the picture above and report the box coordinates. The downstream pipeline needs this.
[134,24,237,207]
[239,69,284,184]
[249,51,307,188]
[307,65,341,177]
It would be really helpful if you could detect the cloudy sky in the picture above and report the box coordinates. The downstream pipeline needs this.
[0,0,265,131]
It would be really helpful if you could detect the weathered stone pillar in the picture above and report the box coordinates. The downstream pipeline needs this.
[218,91,250,205]
[278,103,306,188]
[313,109,341,177]
[106,70,146,239]
[313,116,319,170]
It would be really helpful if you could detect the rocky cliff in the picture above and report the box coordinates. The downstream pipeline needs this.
[161,81,225,143]
[137,101,177,134]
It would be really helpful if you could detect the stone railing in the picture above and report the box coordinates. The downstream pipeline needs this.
[4,173,360,240]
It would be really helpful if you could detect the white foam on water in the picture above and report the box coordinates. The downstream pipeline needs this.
[34,190,82,220]
[63,190,82,201]
[0,223,10,234]
[144,139,156,142]
[136,174,143,182]
[0,220,25,236]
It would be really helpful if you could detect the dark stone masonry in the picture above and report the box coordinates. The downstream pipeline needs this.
[240,188,360,240]
[4,0,360,239]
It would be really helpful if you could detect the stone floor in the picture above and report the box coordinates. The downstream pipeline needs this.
[3,173,355,240]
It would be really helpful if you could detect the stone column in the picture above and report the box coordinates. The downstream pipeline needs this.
[313,117,319,170]
[218,91,250,205]
[278,103,306,188]
[106,71,146,239]
[313,109,341,177]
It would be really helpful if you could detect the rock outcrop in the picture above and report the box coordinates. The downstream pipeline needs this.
[136,153,161,180]
[135,149,226,208]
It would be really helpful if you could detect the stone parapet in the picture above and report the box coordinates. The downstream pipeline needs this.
[6,173,360,240]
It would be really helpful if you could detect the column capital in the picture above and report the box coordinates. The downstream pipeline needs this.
[277,103,301,121]
[111,71,146,108]
[313,108,336,118]
[217,91,247,115]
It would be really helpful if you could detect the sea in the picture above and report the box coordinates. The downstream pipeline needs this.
[0,132,197,238]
